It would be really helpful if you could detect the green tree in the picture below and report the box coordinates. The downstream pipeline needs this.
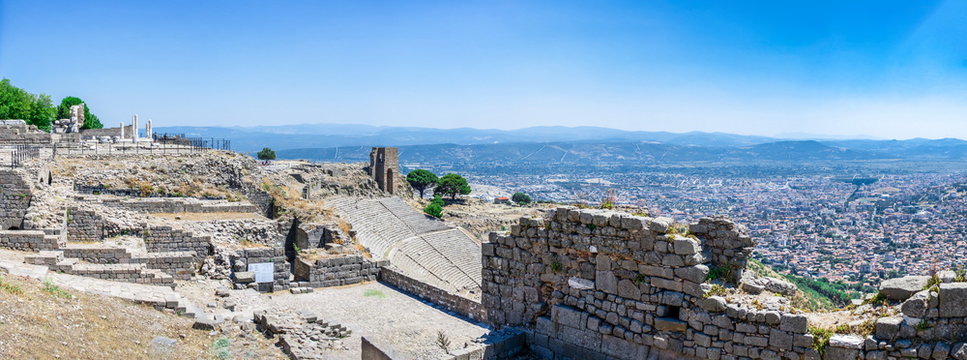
[257,147,277,160]
[511,192,532,204]
[434,173,471,200]
[56,96,103,129]
[0,79,56,131]
[406,169,438,198]
[423,201,443,218]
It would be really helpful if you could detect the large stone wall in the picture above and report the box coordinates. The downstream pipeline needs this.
[481,207,967,360]
[0,169,32,229]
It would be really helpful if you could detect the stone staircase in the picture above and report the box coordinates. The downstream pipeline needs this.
[24,242,199,287]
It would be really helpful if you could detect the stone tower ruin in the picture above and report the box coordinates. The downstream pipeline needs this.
[369,147,399,194]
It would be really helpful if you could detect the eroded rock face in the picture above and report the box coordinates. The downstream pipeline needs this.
[879,276,931,301]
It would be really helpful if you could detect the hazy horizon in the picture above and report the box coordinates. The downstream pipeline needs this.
[3,1,966,139]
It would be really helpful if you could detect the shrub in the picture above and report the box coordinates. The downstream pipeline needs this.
[550,262,563,273]
[511,192,532,205]
[809,327,833,355]
[423,202,443,218]
[600,201,614,209]
[436,331,452,354]
[256,147,276,160]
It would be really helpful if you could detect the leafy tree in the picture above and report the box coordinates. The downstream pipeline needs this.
[257,147,277,160]
[434,173,471,200]
[511,192,532,204]
[56,96,103,129]
[406,169,438,198]
[0,79,55,131]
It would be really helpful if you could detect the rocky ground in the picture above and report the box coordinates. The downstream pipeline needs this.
[0,268,285,360]
[412,197,547,240]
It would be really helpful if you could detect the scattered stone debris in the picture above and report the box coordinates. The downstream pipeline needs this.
[254,309,351,359]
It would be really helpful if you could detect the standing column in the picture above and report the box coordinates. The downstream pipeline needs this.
[147,119,153,141]
[120,122,125,139]
[132,115,139,142]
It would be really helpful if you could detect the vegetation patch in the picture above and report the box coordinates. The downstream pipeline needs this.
[42,279,73,299]
[363,289,386,299]
[0,275,23,295]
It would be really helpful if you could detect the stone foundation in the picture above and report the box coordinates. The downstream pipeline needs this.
[293,254,383,288]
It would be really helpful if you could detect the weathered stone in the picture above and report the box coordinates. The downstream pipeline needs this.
[617,279,640,300]
[878,276,931,301]
[932,342,951,359]
[901,290,930,318]
[779,314,808,334]
[654,317,686,332]
[568,277,594,290]
[672,237,700,255]
[874,317,902,340]
[674,265,709,283]
[596,271,618,294]
[700,296,727,312]
[939,283,967,317]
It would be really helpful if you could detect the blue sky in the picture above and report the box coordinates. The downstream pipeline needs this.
[1,0,965,139]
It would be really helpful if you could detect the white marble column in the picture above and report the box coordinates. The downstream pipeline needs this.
[132,115,139,142]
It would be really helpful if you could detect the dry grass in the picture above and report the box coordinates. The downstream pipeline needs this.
[151,212,260,221]
[0,273,284,360]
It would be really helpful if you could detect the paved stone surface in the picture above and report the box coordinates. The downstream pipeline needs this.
[268,281,490,360]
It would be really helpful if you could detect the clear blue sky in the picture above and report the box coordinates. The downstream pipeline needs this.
[1,1,965,139]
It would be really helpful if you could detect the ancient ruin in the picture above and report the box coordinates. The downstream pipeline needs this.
[1,121,966,359]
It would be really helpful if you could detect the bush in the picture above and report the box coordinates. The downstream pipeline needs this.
[257,147,276,160]
[424,202,443,218]
[511,192,532,204]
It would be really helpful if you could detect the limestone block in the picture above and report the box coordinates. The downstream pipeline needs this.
[596,271,618,294]
[673,237,700,255]
[617,279,640,300]
[878,276,931,301]
[700,296,727,312]
[654,317,686,332]
[674,264,709,283]
[939,283,967,318]
[901,290,930,318]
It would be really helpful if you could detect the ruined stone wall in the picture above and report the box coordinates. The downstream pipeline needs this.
[481,207,967,360]
[94,197,259,214]
[142,224,212,259]
[66,208,120,242]
[293,254,383,288]
[0,169,32,229]
[380,266,488,322]
[0,230,62,251]
[231,247,290,292]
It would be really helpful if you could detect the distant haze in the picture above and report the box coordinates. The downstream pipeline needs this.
[2,1,966,139]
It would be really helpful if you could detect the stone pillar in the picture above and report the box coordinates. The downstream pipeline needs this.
[132,115,139,142]
[120,122,125,139]
[146,119,153,141]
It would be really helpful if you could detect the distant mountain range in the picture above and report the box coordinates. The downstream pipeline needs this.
[153,124,967,164]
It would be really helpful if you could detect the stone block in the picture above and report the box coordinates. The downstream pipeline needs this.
[874,317,902,341]
[617,279,640,300]
[596,271,618,294]
[779,314,808,334]
[700,296,727,312]
[674,264,709,283]
[673,237,700,255]
[654,317,686,332]
[901,290,930,318]
[939,283,967,317]
[878,276,930,301]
